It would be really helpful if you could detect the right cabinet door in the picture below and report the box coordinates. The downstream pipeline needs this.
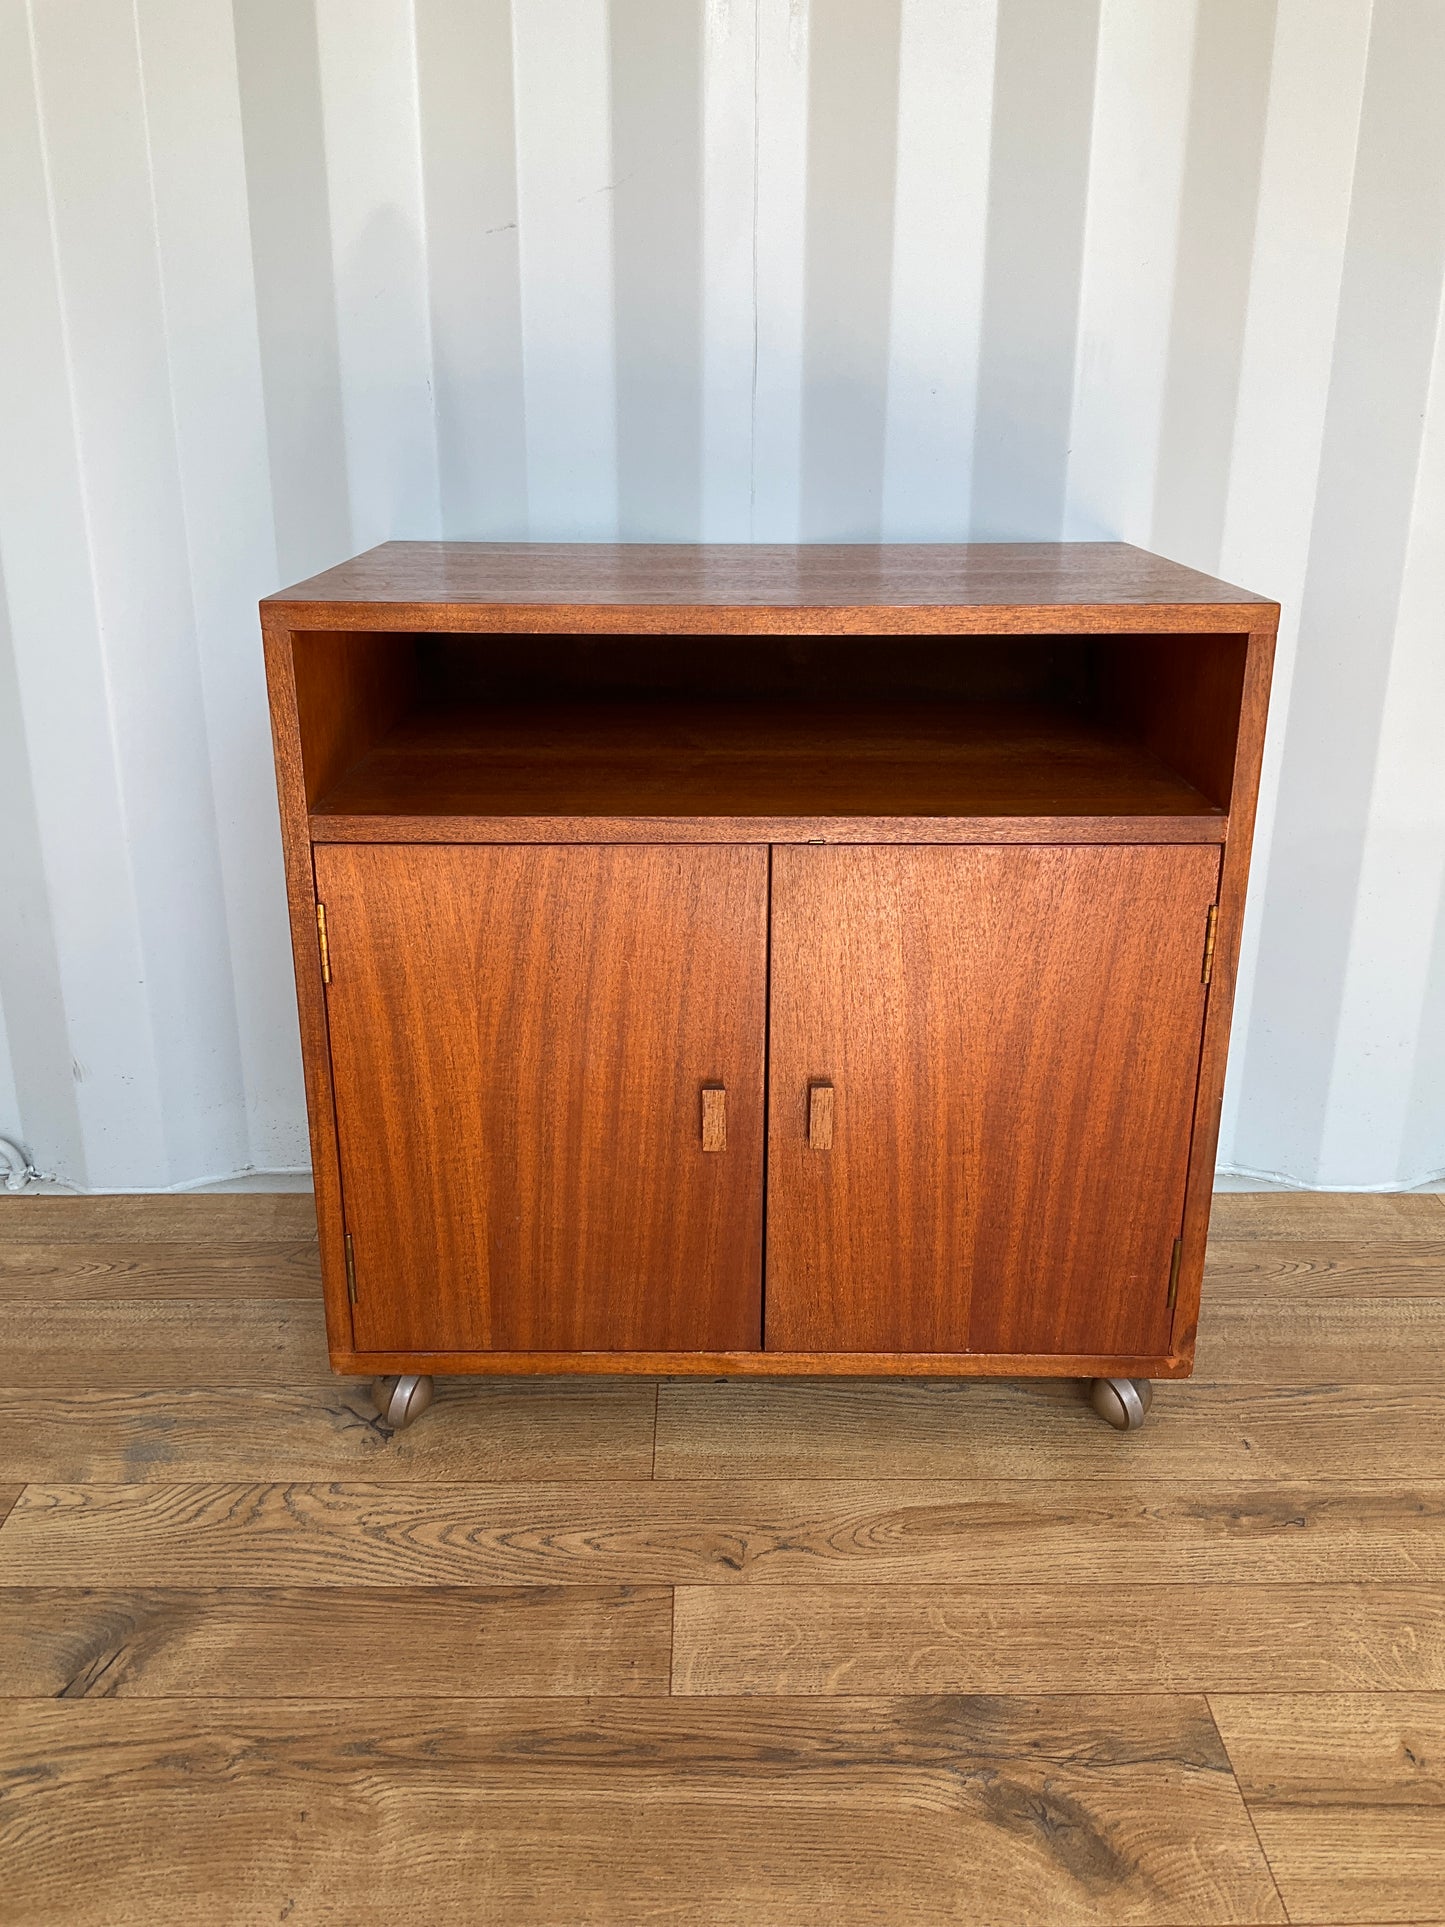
[765,844,1221,1358]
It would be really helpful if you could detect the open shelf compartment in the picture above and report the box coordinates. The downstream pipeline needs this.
[291,629,1246,841]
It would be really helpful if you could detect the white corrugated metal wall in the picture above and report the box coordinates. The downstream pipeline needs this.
[0,0,1442,1191]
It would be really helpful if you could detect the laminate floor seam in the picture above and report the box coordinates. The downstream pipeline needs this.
[1,1471,1436,1487]
[2,1686,1441,1709]
[1203,1691,1295,1925]
[7,1473,1441,1487]
[5,1582,1440,1594]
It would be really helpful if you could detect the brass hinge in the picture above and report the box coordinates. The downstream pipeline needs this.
[344,1231,357,1304]
[1166,1237,1183,1309]
[316,901,331,984]
[1201,904,1219,984]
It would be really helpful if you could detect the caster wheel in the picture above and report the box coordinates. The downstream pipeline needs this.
[1089,1376,1153,1431]
[371,1374,434,1430]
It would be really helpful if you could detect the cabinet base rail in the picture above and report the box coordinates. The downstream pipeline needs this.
[341,1347,1188,1379]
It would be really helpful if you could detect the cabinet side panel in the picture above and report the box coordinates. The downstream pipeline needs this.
[313,843,767,1353]
[260,612,350,1353]
[291,630,416,806]
[1171,621,1277,1360]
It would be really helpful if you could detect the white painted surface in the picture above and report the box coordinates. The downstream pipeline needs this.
[512,0,619,539]
[700,0,758,541]
[0,0,1441,1189]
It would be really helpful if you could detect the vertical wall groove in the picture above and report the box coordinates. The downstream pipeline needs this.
[799,0,903,540]
[610,0,705,538]
[971,0,1103,539]
[1236,0,1445,1186]
[416,0,528,538]
[1151,0,1278,570]
[233,0,353,581]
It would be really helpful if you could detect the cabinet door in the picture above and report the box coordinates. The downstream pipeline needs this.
[315,844,766,1353]
[765,844,1220,1357]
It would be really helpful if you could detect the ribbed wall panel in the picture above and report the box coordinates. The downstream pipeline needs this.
[0,0,1441,1189]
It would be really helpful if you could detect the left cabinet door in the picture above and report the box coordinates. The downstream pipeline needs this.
[313,844,768,1354]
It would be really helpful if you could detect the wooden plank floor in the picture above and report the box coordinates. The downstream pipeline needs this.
[0,1191,1441,1925]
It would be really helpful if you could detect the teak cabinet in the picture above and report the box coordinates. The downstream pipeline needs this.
[262,542,1276,1432]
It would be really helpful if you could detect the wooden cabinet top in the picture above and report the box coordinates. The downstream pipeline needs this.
[265,541,1276,634]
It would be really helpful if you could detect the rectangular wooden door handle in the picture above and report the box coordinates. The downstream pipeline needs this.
[701,1084,726,1152]
[808,1082,834,1151]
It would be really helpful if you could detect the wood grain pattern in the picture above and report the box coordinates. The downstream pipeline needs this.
[315,842,767,1353]
[0,1695,1286,1926]
[1209,1191,1445,1239]
[0,1193,316,1242]
[1197,1300,1445,1383]
[672,1585,1445,1695]
[0,1240,321,1298]
[0,1380,658,1483]
[653,1378,1445,1483]
[1212,1693,1445,1801]
[1210,1694,1445,1925]
[266,537,1275,627]
[1205,1238,1445,1300]
[0,1300,328,1386]
[310,697,1225,826]
[315,810,1229,846]
[0,1586,670,1699]
[1097,632,1249,811]
[4,1189,1439,1924]
[6,1480,1441,1589]
[289,628,414,806]
[766,844,1219,1356]
[325,1344,1190,1377]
